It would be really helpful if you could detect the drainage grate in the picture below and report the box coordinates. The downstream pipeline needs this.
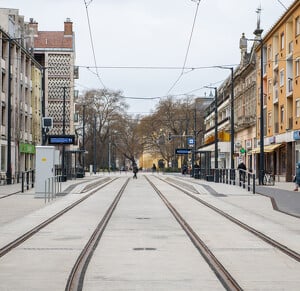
[133,247,157,251]
[136,217,150,220]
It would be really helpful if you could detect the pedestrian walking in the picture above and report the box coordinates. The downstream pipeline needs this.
[133,163,138,179]
[238,161,246,182]
[152,163,156,173]
[293,162,300,191]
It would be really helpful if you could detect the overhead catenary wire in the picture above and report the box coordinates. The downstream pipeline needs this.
[276,0,288,10]
[166,0,202,95]
[83,0,106,89]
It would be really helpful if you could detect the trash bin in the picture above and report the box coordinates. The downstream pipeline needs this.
[206,175,214,182]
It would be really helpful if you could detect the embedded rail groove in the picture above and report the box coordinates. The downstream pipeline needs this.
[145,176,243,291]
[158,176,300,263]
[0,178,118,258]
[65,178,130,291]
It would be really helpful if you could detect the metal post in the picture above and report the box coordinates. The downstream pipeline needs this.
[191,104,196,178]
[214,88,219,183]
[259,41,264,185]
[230,68,235,185]
[108,136,111,173]
[42,67,46,145]
[93,116,96,174]
[21,172,24,193]
[6,38,12,184]
[62,87,66,181]
[82,105,86,176]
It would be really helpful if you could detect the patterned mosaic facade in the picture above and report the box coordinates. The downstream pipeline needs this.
[46,53,73,135]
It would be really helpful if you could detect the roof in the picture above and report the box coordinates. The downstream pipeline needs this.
[34,31,73,49]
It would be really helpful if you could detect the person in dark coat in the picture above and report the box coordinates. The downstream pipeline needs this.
[152,163,156,173]
[133,163,138,179]
[238,161,246,182]
[294,162,300,191]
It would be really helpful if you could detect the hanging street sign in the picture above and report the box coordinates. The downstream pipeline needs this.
[175,148,192,155]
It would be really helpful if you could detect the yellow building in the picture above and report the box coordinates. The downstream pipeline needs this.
[255,0,300,181]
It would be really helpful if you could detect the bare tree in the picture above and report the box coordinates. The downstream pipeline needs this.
[76,88,128,169]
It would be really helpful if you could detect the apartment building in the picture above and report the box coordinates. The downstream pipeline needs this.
[254,0,300,181]
[235,36,257,172]
[29,18,77,136]
[0,8,42,182]
[202,88,231,169]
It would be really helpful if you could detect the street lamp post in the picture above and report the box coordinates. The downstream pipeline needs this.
[62,86,67,181]
[82,104,86,176]
[205,86,219,182]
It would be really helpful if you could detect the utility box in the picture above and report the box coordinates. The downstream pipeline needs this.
[35,146,55,198]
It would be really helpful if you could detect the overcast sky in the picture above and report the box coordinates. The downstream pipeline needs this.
[0,0,296,114]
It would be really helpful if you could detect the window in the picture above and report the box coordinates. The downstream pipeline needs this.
[280,69,284,87]
[296,16,300,36]
[268,112,272,128]
[1,145,5,171]
[267,45,272,61]
[296,99,300,118]
[296,58,300,77]
[280,32,284,50]
[268,79,272,94]
[280,105,284,123]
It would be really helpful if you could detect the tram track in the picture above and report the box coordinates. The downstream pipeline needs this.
[0,177,118,258]
[155,175,300,263]
[65,178,130,291]
[145,176,243,291]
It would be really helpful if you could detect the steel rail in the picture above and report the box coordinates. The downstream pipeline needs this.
[65,178,130,291]
[157,176,300,262]
[146,176,243,291]
[0,178,118,258]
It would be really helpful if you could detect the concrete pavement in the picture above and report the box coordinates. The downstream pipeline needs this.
[0,172,299,220]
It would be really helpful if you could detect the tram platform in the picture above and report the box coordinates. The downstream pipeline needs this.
[0,172,299,221]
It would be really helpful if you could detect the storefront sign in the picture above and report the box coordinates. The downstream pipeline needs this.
[20,143,35,154]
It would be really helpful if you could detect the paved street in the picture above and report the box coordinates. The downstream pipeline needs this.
[0,172,299,290]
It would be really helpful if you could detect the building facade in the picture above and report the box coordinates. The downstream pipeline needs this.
[29,18,77,137]
[0,8,42,182]
[254,0,300,181]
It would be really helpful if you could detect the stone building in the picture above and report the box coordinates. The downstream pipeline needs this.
[0,8,42,183]
[28,18,77,137]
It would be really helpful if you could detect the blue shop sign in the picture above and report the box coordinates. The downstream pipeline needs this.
[293,130,300,140]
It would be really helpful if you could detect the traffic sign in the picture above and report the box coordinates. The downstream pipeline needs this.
[187,137,195,145]
[48,135,76,145]
[175,148,191,154]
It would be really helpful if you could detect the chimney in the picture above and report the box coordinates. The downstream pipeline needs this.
[64,18,73,36]
[28,18,38,37]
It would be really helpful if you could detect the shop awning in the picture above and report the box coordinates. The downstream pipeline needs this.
[250,143,282,154]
